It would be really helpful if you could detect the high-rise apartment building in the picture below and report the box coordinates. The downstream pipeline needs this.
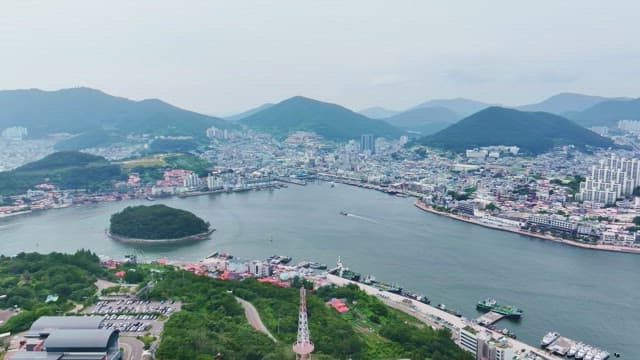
[360,134,375,154]
[578,154,640,204]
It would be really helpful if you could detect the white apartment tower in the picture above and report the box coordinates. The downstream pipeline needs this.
[579,154,640,204]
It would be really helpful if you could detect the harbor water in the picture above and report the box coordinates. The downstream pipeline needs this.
[1,183,639,357]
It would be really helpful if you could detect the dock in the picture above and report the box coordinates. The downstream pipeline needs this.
[547,336,573,356]
[476,311,505,325]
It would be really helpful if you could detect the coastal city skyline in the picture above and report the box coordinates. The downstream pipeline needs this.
[1,1,639,360]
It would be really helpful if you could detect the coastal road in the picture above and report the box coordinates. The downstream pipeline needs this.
[120,337,145,360]
[236,297,278,342]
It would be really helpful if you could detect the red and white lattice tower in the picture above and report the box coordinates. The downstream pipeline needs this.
[292,287,314,359]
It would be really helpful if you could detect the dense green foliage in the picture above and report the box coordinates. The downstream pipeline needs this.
[0,87,233,138]
[384,106,460,135]
[568,98,640,127]
[130,165,166,183]
[109,205,210,239]
[0,151,125,195]
[149,139,200,153]
[0,250,108,333]
[241,96,404,141]
[164,153,210,177]
[149,269,471,360]
[417,107,616,154]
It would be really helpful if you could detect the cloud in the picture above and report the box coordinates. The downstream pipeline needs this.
[370,74,406,87]
[443,69,493,84]
[536,71,579,83]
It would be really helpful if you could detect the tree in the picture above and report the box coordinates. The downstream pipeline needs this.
[485,203,500,212]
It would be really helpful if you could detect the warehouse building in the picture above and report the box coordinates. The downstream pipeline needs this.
[10,316,121,360]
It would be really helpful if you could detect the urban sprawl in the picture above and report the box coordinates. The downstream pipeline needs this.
[3,122,640,254]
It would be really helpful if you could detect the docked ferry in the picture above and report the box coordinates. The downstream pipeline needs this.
[477,298,523,319]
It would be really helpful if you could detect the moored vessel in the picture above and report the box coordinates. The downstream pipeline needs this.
[541,331,560,347]
[477,298,523,319]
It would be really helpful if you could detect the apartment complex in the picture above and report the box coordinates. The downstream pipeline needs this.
[578,154,640,204]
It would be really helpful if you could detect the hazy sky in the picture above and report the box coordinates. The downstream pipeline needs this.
[2,1,639,115]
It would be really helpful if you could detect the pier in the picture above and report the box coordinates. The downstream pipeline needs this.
[274,176,307,185]
[476,311,505,325]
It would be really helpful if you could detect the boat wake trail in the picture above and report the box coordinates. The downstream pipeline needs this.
[346,213,379,224]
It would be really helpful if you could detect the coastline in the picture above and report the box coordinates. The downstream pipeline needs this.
[325,274,562,360]
[105,228,215,245]
[413,200,640,255]
[0,210,32,219]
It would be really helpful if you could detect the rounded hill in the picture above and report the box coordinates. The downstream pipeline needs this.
[109,205,211,241]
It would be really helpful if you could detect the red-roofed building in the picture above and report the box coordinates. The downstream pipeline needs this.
[327,298,349,313]
[257,277,290,288]
[114,270,126,278]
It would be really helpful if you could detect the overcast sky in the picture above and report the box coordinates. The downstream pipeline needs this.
[1,0,639,115]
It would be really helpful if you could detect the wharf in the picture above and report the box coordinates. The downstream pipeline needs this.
[274,176,307,186]
[547,336,573,356]
[477,311,505,325]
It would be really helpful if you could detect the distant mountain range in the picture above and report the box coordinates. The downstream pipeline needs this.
[416,107,615,154]
[358,107,400,119]
[516,92,634,114]
[383,107,460,136]
[225,103,274,121]
[411,98,497,117]
[567,98,640,127]
[2,87,639,151]
[0,87,233,149]
[240,96,404,140]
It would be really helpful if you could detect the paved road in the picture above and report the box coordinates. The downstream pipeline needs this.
[120,337,145,360]
[236,297,277,342]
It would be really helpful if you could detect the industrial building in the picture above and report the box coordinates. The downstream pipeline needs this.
[9,316,121,360]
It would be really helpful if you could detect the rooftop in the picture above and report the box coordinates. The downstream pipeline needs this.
[44,329,118,350]
[30,316,104,332]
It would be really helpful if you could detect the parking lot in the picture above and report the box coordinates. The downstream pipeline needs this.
[86,297,181,336]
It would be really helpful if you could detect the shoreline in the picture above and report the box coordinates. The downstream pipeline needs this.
[325,274,562,360]
[105,228,215,245]
[413,200,640,255]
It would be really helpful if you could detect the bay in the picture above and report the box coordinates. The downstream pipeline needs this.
[1,183,638,357]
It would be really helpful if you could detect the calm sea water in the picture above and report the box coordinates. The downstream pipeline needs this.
[1,183,639,357]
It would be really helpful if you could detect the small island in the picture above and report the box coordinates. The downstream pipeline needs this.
[107,204,214,244]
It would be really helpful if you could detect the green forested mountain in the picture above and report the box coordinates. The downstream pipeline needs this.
[384,106,461,135]
[567,98,640,127]
[358,106,400,119]
[225,103,274,121]
[0,87,233,146]
[0,151,124,195]
[151,269,473,360]
[109,205,210,239]
[240,96,404,140]
[416,107,615,154]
